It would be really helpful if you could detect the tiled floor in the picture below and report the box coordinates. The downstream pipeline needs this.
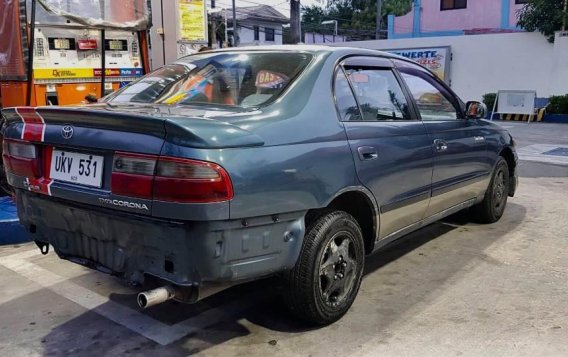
[516,144,568,166]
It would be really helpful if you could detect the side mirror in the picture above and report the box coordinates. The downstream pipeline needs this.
[465,101,487,119]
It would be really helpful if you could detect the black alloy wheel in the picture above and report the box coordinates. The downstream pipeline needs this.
[283,210,365,325]
[472,157,510,223]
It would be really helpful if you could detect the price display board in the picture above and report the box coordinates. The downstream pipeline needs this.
[104,39,128,51]
[48,37,76,50]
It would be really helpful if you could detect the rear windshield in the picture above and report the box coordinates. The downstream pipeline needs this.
[105,52,313,108]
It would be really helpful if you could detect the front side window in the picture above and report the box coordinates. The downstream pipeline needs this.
[397,63,461,121]
[254,26,260,41]
[441,0,467,10]
[344,67,411,121]
[105,52,312,108]
[265,28,275,42]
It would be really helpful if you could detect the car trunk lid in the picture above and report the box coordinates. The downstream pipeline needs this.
[1,105,262,217]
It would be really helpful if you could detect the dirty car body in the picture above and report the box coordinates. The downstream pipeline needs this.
[1,46,517,321]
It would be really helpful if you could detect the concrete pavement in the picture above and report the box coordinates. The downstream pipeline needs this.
[0,121,567,356]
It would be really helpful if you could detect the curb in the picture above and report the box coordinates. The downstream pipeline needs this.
[0,196,30,245]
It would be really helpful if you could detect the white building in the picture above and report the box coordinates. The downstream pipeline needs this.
[227,5,288,46]
[331,31,568,102]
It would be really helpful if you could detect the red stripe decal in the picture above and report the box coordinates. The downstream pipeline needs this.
[43,146,54,179]
[26,178,53,196]
[22,123,44,142]
[15,107,46,142]
[17,107,44,123]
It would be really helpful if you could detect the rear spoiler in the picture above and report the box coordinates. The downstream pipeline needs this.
[1,106,166,138]
[1,106,264,149]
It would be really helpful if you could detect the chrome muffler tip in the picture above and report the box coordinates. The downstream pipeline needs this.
[137,286,176,308]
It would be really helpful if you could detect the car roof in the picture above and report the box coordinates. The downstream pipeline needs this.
[195,44,402,59]
[173,45,418,75]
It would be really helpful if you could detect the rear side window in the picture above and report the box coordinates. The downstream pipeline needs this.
[105,52,312,108]
[344,67,411,121]
[334,69,362,121]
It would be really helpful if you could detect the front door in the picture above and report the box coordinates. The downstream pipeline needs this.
[394,60,491,217]
[335,57,433,239]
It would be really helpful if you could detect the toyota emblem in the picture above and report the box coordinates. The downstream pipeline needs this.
[61,125,74,139]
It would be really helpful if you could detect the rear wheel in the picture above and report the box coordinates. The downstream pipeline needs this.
[471,157,510,223]
[283,210,365,325]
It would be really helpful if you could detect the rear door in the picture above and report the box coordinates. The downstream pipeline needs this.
[336,57,433,239]
[394,60,490,217]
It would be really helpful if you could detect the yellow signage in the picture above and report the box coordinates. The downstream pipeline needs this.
[34,68,94,79]
[178,0,207,43]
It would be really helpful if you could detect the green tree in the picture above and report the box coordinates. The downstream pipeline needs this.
[517,0,568,42]
[302,0,412,40]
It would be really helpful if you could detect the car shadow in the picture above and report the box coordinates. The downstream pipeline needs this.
[38,203,526,356]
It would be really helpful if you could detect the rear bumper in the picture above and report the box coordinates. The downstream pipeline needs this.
[17,191,305,300]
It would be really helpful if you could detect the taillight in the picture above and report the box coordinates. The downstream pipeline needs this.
[111,152,157,199]
[153,157,233,203]
[110,152,233,203]
[2,139,40,178]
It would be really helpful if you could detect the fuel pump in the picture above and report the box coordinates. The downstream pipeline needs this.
[0,0,150,107]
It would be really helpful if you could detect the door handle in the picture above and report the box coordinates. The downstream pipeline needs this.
[433,139,448,152]
[474,136,485,143]
[357,146,378,161]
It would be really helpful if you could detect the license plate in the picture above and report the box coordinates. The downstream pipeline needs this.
[50,150,104,188]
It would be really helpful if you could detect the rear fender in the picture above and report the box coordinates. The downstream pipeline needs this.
[323,186,380,246]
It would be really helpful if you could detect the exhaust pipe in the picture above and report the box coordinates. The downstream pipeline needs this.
[137,286,176,308]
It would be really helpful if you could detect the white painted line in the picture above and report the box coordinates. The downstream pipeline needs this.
[516,144,568,166]
[0,218,20,223]
[0,248,262,345]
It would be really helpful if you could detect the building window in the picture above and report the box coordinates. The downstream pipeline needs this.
[265,27,275,42]
[441,0,467,11]
[253,26,259,41]
[515,0,528,3]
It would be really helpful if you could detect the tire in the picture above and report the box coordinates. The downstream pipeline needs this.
[471,157,510,223]
[283,210,365,325]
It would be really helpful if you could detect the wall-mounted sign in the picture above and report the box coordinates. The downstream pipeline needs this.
[34,68,94,79]
[94,68,143,77]
[177,0,208,43]
[34,67,144,79]
[385,46,451,83]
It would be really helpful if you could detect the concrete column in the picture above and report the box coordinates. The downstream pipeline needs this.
[500,0,510,29]
[412,0,421,37]
[387,14,395,39]
[149,0,165,69]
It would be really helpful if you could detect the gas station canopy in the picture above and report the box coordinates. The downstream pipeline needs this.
[36,0,151,30]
